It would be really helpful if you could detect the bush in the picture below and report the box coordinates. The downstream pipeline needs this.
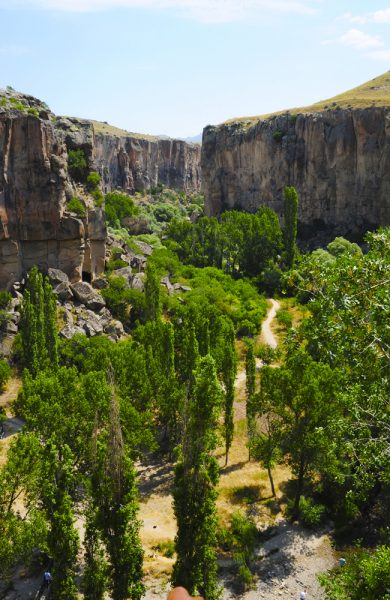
[0,359,11,392]
[276,309,293,330]
[319,545,390,599]
[86,171,101,191]
[67,197,86,217]
[27,107,39,118]
[105,192,137,227]
[153,540,175,558]
[273,130,284,142]
[298,496,325,528]
[236,319,257,338]
[68,149,88,182]
[0,291,11,310]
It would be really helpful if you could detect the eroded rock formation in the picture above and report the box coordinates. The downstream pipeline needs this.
[202,107,390,240]
[0,107,106,289]
[0,89,201,290]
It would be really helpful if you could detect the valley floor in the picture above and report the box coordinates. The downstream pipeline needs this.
[0,299,336,600]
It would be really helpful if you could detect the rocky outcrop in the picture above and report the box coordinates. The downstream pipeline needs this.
[202,107,390,240]
[0,88,201,291]
[94,130,201,194]
[0,94,107,290]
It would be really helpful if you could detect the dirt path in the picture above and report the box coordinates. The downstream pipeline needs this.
[260,298,280,349]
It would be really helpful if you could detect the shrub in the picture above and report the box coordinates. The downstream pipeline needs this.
[68,149,88,182]
[273,130,284,142]
[0,291,11,310]
[106,258,128,272]
[153,540,175,558]
[105,192,137,227]
[86,171,101,191]
[319,545,390,600]
[0,359,11,392]
[276,309,293,330]
[236,319,257,338]
[27,107,39,118]
[67,197,86,217]
[298,496,325,528]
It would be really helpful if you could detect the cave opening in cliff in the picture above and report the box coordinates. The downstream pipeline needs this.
[82,271,92,283]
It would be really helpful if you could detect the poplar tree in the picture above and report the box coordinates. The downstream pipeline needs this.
[283,186,299,269]
[144,262,161,321]
[20,266,58,376]
[93,394,144,600]
[173,355,223,600]
[245,340,256,460]
[220,318,237,465]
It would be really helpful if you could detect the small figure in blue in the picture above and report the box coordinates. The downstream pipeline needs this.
[43,570,52,589]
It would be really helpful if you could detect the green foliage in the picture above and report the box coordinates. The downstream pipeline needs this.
[296,496,326,528]
[283,186,298,268]
[230,512,257,589]
[19,267,58,376]
[68,148,87,182]
[0,359,11,392]
[27,107,39,117]
[165,207,283,279]
[0,290,11,310]
[86,171,101,190]
[273,130,284,142]
[144,262,161,321]
[319,545,390,599]
[105,191,138,227]
[173,356,223,600]
[327,237,362,259]
[276,308,293,330]
[67,196,86,217]
[154,540,175,558]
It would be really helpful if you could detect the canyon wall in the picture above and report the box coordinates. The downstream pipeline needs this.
[202,107,390,240]
[0,91,201,290]
[0,109,106,289]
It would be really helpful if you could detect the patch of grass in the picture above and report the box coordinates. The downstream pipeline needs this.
[230,484,261,505]
[222,70,390,127]
[153,540,175,558]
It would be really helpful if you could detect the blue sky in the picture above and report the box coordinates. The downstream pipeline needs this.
[0,0,389,138]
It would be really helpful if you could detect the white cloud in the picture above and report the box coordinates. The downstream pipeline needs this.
[341,8,390,25]
[366,48,390,61]
[0,0,318,22]
[339,28,384,49]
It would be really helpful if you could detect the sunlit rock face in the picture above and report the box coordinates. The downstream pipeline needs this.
[0,108,106,290]
[202,108,390,242]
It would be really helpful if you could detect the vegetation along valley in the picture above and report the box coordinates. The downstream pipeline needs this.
[0,10,389,599]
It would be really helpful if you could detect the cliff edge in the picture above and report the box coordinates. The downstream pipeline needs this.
[202,72,390,241]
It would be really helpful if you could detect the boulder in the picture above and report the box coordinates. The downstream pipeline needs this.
[71,281,106,310]
[131,273,145,292]
[113,266,133,287]
[173,283,192,292]
[130,254,147,271]
[133,240,153,256]
[59,324,86,339]
[160,276,174,296]
[53,282,74,302]
[48,268,69,285]
[92,276,109,290]
[104,320,125,338]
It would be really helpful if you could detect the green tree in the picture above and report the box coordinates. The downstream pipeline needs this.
[173,356,223,600]
[144,262,161,321]
[68,148,88,182]
[283,186,298,268]
[93,394,144,600]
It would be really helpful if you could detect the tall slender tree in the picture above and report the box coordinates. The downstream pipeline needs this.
[173,355,223,600]
[144,262,161,321]
[283,186,299,269]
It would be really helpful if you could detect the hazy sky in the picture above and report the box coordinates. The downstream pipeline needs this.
[0,0,389,138]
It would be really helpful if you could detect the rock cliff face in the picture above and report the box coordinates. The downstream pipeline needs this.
[202,107,390,240]
[0,90,201,290]
[93,130,201,194]
[0,107,106,290]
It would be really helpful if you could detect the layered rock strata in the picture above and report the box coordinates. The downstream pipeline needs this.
[0,107,106,289]
[202,107,390,240]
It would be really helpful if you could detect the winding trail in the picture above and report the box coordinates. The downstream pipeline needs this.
[260,298,280,349]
